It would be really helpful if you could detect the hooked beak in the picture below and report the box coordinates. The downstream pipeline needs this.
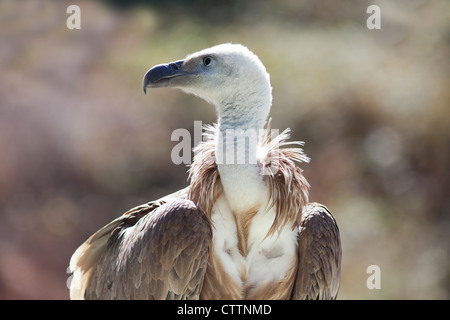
[142,60,186,94]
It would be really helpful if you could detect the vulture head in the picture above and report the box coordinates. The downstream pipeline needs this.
[143,43,272,129]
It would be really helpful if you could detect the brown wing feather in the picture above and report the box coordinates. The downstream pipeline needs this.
[70,188,212,300]
[291,203,342,300]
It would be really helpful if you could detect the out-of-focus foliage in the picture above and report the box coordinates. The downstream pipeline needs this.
[0,0,448,299]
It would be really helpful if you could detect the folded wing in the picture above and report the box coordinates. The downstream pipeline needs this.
[69,188,212,300]
[292,203,342,300]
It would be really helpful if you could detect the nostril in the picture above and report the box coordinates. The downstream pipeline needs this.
[170,63,179,71]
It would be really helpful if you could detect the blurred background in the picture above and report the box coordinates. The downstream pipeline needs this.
[0,0,449,299]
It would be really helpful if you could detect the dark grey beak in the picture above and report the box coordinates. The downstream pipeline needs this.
[143,60,185,94]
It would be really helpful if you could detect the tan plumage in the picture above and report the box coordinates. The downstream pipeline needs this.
[69,189,212,299]
[293,203,341,299]
[69,43,342,300]
[70,126,341,300]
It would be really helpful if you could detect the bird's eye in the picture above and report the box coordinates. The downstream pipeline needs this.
[203,57,212,66]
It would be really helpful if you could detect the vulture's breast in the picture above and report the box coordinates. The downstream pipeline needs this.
[200,194,298,299]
